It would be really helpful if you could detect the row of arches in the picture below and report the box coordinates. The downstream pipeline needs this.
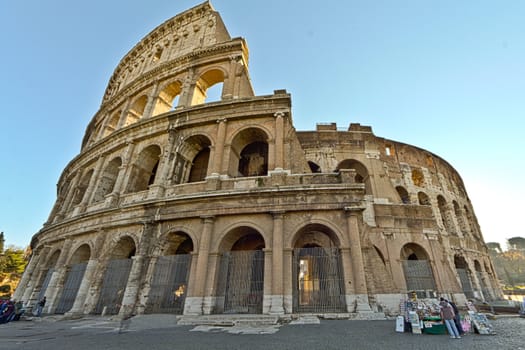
[27,222,495,316]
[98,68,226,141]
[57,126,273,218]
[395,186,479,238]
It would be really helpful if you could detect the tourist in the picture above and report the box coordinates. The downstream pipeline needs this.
[446,299,464,335]
[440,297,461,339]
[35,296,46,317]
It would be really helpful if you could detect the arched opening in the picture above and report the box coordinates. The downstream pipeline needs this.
[453,201,467,236]
[455,255,474,299]
[292,224,345,313]
[336,159,371,194]
[36,250,61,309]
[396,186,410,204]
[308,161,321,173]
[93,157,122,203]
[126,145,161,193]
[230,128,269,178]
[401,243,436,298]
[124,95,148,126]
[215,227,265,314]
[418,191,430,206]
[146,232,194,314]
[55,244,91,314]
[71,169,94,207]
[191,69,225,105]
[171,135,212,184]
[95,236,136,315]
[103,111,121,137]
[152,81,182,116]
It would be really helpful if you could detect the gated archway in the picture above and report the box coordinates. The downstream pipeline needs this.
[292,224,345,313]
[36,250,61,306]
[215,227,265,314]
[95,236,136,315]
[401,243,436,298]
[54,244,91,314]
[455,255,474,299]
[145,232,193,314]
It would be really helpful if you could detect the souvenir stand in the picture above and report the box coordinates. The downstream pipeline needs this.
[399,297,447,335]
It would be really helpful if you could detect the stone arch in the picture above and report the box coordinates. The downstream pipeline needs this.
[291,223,345,313]
[396,186,410,204]
[191,68,226,105]
[453,200,467,235]
[184,135,212,183]
[124,94,148,126]
[214,226,266,314]
[92,157,122,203]
[68,244,91,265]
[54,244,92,314]
[145,231,194,314]
[71,168,94,207]
[36,249,61,304]
[103,110,121,137]
[400,243,436,297]
[464,206,478,238]
[95,235,136,315]
[152,80,183,116]
[418,191,430,205]
[455,255,474,299]
[336,159,371,194]
[126,144,162,193]
[229,127,270,177]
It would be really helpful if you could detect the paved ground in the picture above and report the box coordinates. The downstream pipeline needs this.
[0,314,523,350]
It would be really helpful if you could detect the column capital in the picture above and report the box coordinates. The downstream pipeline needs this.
[273,111,287,118]
[344,202,366,214]
[270,210,286,219]
[200,215,215,224]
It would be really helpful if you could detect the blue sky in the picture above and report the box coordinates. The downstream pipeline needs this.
[1,0,524,249]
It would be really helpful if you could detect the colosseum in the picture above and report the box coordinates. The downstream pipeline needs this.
[15,2,502,319]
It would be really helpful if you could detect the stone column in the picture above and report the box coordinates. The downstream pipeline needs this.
[185,216,214,315]
[13,251,42,302]
[107,141,135,204]
[117,97,132,128]
[45,239,74,313]
[344,205,372,312]
[20,246,51,305]
[148,128,177,198]
[339,247,356,311]
[56,172,81,220]
[282,248,293,313]
[66,258,99,315]
[118,221,155,318]
[210,118,227,176]
[142,82,160,119]
[273,112,285,171]
[268,211,285,314]
[81,155,107,208]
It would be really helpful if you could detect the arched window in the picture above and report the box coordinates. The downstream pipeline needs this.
[230,128,269,178]
[336,159,371,193]
[307,161,321,173]
[396,186,410,204]
[191,69,225,105]
[93,157,122,202]
[126,145,161,193]
[418,191,430,206]
[124,95,148,126]
[152,81,182,116]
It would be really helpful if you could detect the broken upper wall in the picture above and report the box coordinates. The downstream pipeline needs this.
[82,1,255,149]
[101,1,233,104]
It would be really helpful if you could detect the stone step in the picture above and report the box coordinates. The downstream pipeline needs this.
[177,314,280,326]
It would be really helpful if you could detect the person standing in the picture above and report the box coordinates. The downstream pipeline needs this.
[35,296,46,317]
[446,299,464,335]
[440,297,461,339]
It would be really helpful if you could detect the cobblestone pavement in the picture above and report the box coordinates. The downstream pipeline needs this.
[0,315,523,350]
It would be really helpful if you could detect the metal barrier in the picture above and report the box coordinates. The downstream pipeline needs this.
[145,254,192,314]
[54,262,87,314]
[95,259,133,315]
[292,247,346,313]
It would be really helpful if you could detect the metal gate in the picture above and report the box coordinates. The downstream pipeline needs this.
[476,271,491,301]
[37,268,54,303]
[292,247,346,313]
[215,250,264,314]
[95,259,133,315]
[145,254,192,314]
[403,260,436,297]
[457,268,474,299]
[54,262,87,314]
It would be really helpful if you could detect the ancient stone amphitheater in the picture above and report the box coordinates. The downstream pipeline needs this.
[15,2,501,318]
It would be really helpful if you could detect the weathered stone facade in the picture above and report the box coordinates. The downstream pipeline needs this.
[15,2,501,318]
